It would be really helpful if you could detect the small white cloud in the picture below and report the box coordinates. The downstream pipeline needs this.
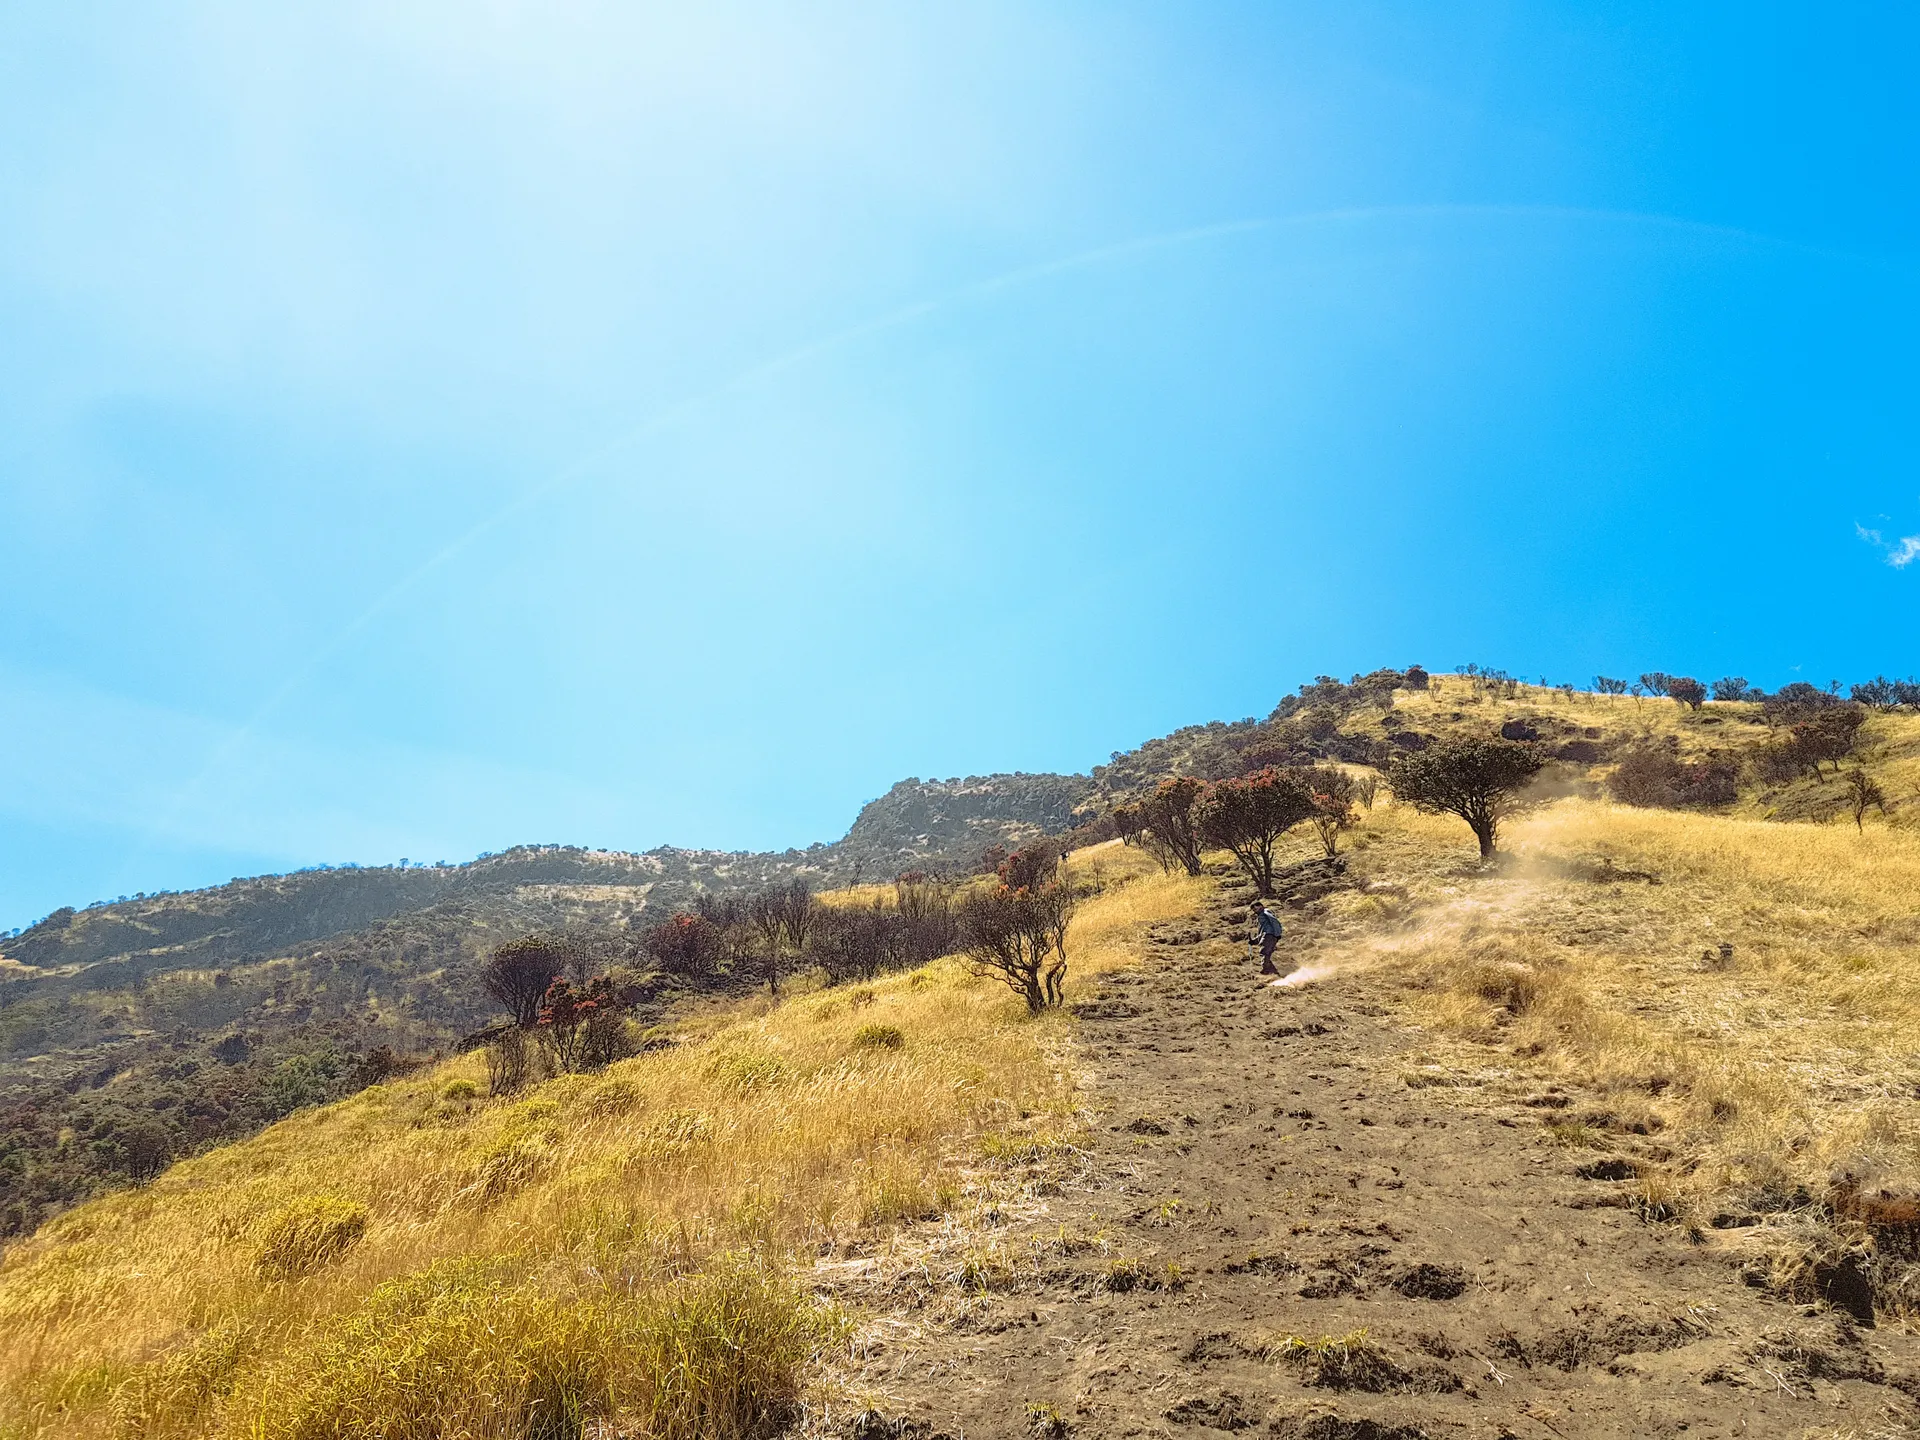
[1856,522,1920,567]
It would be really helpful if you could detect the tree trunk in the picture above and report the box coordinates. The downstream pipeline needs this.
[1473,821,1497,858]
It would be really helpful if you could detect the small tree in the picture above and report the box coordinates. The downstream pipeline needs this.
[533,976,627,1073]
[1780,706,1868,776]
[1846,768,1888,832]
[1762,682,1842,727]
[997,841,1060,894]
[809,903,911,983]
[481,936,571,1029]
[485,1029,531,1096]
[1387,735,1545,859]
[1711,676,1752,702]
[1109,802,1147,848]
[1353,773,1379,811]
[642,912,723,977]
[958,883,1074,1014]
[895,877,958,964]
[1139,776,1206,876]
[1639,672,1674,699]
[1305,768,1357,858]
[1593,676,1628,703]
[1196,768,1316,895]
[1668,677,1707,711]
[746,880,815,996]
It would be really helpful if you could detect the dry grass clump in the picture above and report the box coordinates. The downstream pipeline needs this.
[251,1196,367,1280]
[850,1023,905,1050]
[0,845,1194,1439]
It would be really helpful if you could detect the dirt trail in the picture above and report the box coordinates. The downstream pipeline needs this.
[819,874,1920,1440]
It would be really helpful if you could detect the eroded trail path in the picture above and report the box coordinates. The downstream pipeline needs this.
[823,876,1920,1440]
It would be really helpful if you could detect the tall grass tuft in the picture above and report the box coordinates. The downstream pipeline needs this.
[252,1196,368,1280]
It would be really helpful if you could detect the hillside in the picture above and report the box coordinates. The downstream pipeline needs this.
[8,713,1920,1435]
[0,773,1103,1235]
[5,667,1920,1437]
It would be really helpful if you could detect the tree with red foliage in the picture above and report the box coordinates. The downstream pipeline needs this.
[997,840,1060,894]
[1197,768,1316,894]
[1304,767,1357,858]
[642,912,722,977]
[533,975,627,1073]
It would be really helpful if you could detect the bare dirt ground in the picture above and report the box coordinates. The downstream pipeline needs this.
[814,868,1920,1440]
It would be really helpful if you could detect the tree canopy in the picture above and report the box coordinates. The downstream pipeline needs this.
[1387,735,1545,858]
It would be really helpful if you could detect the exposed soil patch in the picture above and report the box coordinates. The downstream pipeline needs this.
[814,886,1920,1438]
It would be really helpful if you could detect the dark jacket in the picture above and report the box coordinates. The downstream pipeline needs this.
[1254,907,1284,938]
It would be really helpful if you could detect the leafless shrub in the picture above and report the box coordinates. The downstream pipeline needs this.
[958,883,1075,1014]
[484,1028,532,1096]
[481,936,572,1028]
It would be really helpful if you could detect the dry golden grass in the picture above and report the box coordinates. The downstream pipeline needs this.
[0,845,1196,1440]
[1317,769,1920,1211]
[1389,677,1920,828]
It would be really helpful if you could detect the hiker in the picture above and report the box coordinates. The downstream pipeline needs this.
[1249,900,1284,976]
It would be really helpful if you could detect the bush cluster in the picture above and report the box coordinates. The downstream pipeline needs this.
[1607,746,1741,809]
[637,876,961,998]
[1115,764,1358,893]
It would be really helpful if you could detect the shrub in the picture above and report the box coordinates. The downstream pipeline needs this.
[1593,676,1628,702]
[643,913,723,978]
[1853,675,1920,709]
[485,1029,533,1097]
[1847,768,1889,832]
[958,884,1074,1014]
[441,1078,479,1101]
[1762,705,1868,779]
[1762,682,1845,725]
[1197,768,1316,894]
[746,882,816,997]
[482,937,572,1029]
[894,877,958,965]
[1711,676,1753,702]
[1304,767,1357,859]
[254,1196,369,1280]
[850,1023,904,1050]
[91,1117,173,1182]
[1137,777,1206,876]
[533,976,628,1074]
[1667,676,1707,711]
[996,841,1060,894]
[1639,672,1675,698]
[808,903,911,984]
[1353,668,1405,710]
[1387,734,1545,858]
[1607,747,1740,809]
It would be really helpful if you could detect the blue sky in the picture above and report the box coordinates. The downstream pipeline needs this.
[2,3,1917,927]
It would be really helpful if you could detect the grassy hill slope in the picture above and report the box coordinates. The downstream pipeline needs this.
[0,848,1195,1439]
